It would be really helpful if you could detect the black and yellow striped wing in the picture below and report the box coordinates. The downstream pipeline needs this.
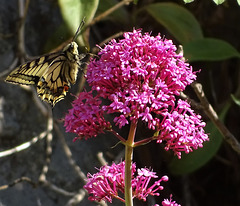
[6,53,60,85]
[6,42,85,106]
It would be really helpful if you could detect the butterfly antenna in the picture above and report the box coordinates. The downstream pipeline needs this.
[72,17,86,42]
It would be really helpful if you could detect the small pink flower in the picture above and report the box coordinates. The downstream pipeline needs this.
[162,194,181,206]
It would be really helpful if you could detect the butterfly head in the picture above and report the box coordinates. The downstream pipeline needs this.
[63,41,79,61]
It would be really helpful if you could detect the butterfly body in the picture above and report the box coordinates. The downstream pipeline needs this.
[6,41,86,106]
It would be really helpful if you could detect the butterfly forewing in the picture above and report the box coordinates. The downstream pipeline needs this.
[5,41,85,106]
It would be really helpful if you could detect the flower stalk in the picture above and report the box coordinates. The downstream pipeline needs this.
[124,121,137,206]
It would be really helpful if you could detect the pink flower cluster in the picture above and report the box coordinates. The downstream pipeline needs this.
[64,29,208,157]
[84,161,168,203]
[157,99,208,158]
[87,29,197,129]
[64,91,111,140]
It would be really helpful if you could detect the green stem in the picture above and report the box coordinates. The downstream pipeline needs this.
[124,120,137,206]
[134,136,155,147]
[109,129,127,143]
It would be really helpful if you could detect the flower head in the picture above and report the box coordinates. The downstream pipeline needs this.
[64,29,208,157]
[157,99,208,158]
[84,161,168,203]
[64,91,111,140]
[84,161,128,203]
[87,29,196,129]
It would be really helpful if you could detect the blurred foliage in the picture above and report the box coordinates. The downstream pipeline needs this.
[183,38,240,62]
[58,0,98,48]
[231,94,240,106]
[58,0,98,31]
[145,3,203,44]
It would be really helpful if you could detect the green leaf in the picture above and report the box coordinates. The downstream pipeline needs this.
[183,38,240,62]
[145,2,203,44]
[237,0,240,6]
[231,94,240,106]
[168,103,231,175]
[213,0,225,5]
[45,0,98,51]
[58,0,99,35]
